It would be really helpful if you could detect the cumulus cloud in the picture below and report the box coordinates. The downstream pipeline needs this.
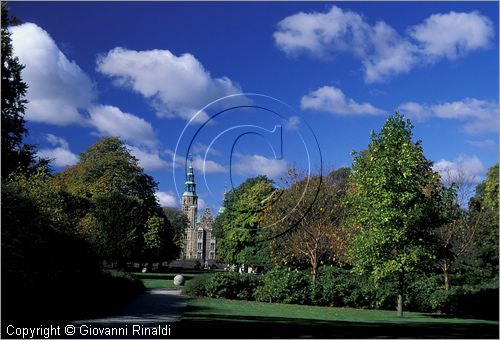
[10,23,95,125]
[163,148,225,174]
[409,11,493,60]
[274,6,493,82]
[37,134,79,167]
[274,6,370,58]
[155,191,178,207]
[88,105,157,147]
[466,139,497,150]
[363,22,418,83]
[233,154,287,179]
[400,98,498,135]
[96,47,243,122]
[284,116,301,131]
[191,143,221,157]
[127,145,168,172]
[433,154,485,185]
[301,86,384,115]
[192,155,226,174]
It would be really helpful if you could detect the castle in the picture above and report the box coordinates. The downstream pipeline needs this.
[180,159,218,262]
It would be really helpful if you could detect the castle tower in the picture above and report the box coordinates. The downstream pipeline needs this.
[182,157,198,259]
[218,183,228,214]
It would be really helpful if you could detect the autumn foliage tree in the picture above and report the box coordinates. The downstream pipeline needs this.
[263,167,350,283]
[346,112,446,317]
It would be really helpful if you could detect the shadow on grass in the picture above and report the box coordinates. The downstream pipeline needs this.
[176,305,499,339]
[131,273,205,281]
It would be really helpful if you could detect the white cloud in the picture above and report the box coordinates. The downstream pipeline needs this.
[192,155,226,174]
[274,6,369,58]
[284,115,301,131]
[433,154,485,185]
[431,99,498,135]
[10,23,95,125]
[37,134,78,167]
[191,143,221,157]
[301,86,384,115]
[363,21,418,83]
[127,145,168,172]
[233,154,287,179]
[401,98,498,135]
[46,133,69,149]
[88,105,157,147]
[96,47,242,121]
[466,139,497,150]
[274,6,493,83]
[409,11,493,60]
[398,102,431,121]
[155,191,178,208]
[197,197,207,210]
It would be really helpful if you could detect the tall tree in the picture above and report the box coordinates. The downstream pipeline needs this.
[213,176,275,266]
[163,207,190,252]
[459,163,499,283]
[346,112,445,316]
[1,2,36,177]
[143,215,178,267]
[263,167,350,283]
[54,137,173,266]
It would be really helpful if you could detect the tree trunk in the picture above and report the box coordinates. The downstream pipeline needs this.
[443,263,450,290]
[310,257,318,284]
[397,271,405,317]
[397,294,403,317]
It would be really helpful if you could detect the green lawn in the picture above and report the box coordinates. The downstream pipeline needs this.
[132,271,207,289]
[175,297,499,338]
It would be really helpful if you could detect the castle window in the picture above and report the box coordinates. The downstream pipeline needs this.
[197,231,203,240]
[209,252,214,260]
[210,243,215,251]
[197,243,202,251]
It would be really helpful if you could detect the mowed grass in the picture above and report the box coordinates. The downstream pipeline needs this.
[132,272,207,289]
[176,298,499,338]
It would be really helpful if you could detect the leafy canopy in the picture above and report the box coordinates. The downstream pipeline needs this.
[213,176,275,265]
[346,112,445,280]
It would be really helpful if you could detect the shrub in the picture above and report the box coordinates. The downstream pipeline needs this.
[183,272,262,300]
[311,266,396,310]
[312,266,351,307]
[432,280,499,320]
[404,273,442,312]
[182,273,212,297]
[254,267,311,304]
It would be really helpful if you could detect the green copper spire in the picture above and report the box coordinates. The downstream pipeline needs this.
[218,182,228,214]
[183,155,197,196]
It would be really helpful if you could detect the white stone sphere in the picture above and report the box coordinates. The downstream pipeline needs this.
[173,274,185,286]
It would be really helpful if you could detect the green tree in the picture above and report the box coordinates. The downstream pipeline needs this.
[346,112,445,316]
[163,207,190,250]
[91,191,144,267]
[54,137,173,266]
[213,176,275,266]
[142,215,179,268]
[1,2,36,178]
[459,163,499,283]
[2,169,101,323]
[55,137,157,205]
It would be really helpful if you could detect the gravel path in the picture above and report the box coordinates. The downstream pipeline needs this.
[72,289,187,325]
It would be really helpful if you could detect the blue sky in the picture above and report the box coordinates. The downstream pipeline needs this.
[9,1,499,213]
